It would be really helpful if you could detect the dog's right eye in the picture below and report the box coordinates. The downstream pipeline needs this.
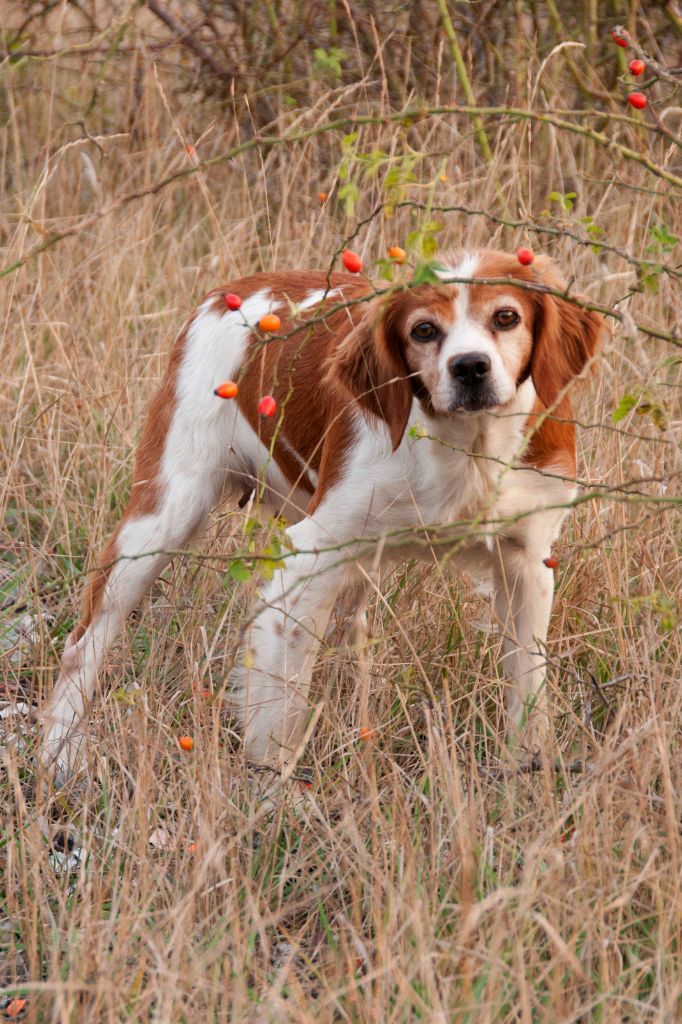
[492,308,520,330]
[410,321,439,342]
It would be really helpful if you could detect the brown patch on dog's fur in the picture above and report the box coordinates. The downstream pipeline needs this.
[218,271,372,500]
[522,397,577,477]
[328,284,457,450]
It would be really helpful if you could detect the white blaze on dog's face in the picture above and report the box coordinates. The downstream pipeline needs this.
[398,253,536,415]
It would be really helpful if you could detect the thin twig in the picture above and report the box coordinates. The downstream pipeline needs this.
[395,201,682,282]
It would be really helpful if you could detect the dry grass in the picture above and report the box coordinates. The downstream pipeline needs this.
[1,3,681,1021]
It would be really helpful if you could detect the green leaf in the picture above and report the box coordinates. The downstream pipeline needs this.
[383,167,403,189]
[260,558,285,581]
[228,560,252,583]
[411,261,443,286]
[408,423,428,439]
[113,687,136,706]
[422,235,438,258]
[640,266,662,294]
[614,392,667,430]
[612,394,637,423]
[313,46,345,80]
[546,189,576,211]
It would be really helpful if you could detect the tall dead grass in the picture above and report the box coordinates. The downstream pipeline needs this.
[1,3,681,1021]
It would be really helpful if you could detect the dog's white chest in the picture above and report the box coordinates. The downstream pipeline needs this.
[396,393,532,527]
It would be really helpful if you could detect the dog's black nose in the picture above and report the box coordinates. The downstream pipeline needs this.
[449,352,492,385]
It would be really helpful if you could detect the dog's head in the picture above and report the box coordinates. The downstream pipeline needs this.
[328,249,605,450]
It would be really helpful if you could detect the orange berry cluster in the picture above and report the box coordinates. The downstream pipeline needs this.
[214,298,280,414]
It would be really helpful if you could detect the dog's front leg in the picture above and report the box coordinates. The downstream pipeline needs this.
[234,519,356,769]
[492,538,555,756]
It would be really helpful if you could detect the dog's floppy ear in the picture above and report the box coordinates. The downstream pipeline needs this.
[326,296,413,451]
[530,257,606,410]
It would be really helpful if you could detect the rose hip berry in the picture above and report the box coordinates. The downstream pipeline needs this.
[224,292,242,310]
[543,556,559,569]
[214,381,239,399]
[516,247,534,265]
[342,249,363,273]
[628,59,645,75]
[627,91,647,109]
[4,1000,28,1019]
[387,246,407,264]
[178,736,194,751]
[257,395,277,417]
[610,30,628,47]
[258,313,281,332]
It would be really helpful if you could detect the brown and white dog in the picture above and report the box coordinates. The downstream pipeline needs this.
[41,250,603,780]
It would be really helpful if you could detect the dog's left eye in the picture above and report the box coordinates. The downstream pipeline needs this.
[410,321,439,342]
[492,309,520,330]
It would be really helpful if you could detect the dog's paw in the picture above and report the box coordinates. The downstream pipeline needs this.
[39,720,85,787]
[246,766,316,821]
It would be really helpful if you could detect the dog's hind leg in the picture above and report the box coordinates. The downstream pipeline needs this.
[40,295,287,781]
[40,439,225,782]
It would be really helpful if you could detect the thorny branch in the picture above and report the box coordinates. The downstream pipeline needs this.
[395,202,682,283]
[252,274,679,347]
